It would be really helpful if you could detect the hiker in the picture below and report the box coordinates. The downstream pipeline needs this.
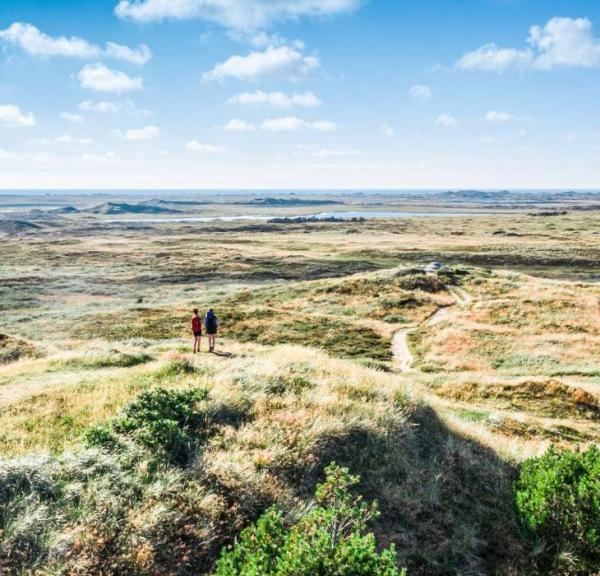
[204,308,218,352]
[191,308,202,353]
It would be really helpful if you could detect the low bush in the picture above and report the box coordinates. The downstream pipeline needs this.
[0,334,39,364]
[59,350,153,369]
[214,463,406,576]
[86,387,209,464]
[396,273,445,293]
[515,445,600,574]
[153,354,197,379]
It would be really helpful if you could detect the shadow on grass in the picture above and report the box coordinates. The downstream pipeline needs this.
[270,404,530,576]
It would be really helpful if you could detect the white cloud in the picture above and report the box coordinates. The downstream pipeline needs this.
[60,112,85,123]
[456,44,532,72]
[79,152,118,163]
[380,123,394,138]
[78,63,143,92]
[105,42,152,65]
[0,104,36,127]
[223,118,257,132]
[114,0,360,30]
[409,84,432,101]
[260,116,336,132]
[311,120,336,132]
[435,113,458,127]
[228,90,320,108]
[477,135,497,144]
[0,22,151,64]
[457,17,600,72]
[56,134,94,145]
[185,140,225,153]
[203,45,319,82]
[485,110,513,123]
[122,125,160,141]
[79,100,123,113]
[0,149,17,160]
[313,148,362,157]
[248,32,287,48]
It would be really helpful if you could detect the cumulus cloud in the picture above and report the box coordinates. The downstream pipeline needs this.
[223,119,257,131]
[78,63,143,92]
[185,140,224,152]
[435,113,458,127]
[228,90,320,108]
[409,84,432,101]
[114,0,360,30]
[79,100,123,113]
[0,22,151,64]
[260,116,335,132]
[485,110,513,123]
[203,45,319,82]
[0,104,36,127]
[122,125,160,141]
[457,17,600,72]
[105,42,152,65]
[60,112,85,123]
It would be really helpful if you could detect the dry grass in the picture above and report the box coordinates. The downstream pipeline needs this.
[3,209,600,574]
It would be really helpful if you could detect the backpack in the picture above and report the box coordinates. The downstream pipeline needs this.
[205,312,217,331]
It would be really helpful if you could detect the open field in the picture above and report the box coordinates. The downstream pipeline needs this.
[1,192,600,575]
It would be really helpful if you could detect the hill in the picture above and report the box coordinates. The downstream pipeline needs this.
[0,220,42,234]
[86,202,183,215]
[236,197,342,206]
[2,209,600,575]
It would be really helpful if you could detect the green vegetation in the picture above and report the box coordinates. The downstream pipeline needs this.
[56,349,153,369]
[215,463,405,576]
[0,334,39,364]
[515,445,600,575]
[3,201,600,575]
[86,387,210,465]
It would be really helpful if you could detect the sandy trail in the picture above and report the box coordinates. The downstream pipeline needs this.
[392,284,472,373]
[392,328,415,372]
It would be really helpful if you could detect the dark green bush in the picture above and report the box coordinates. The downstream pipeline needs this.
[214,463,406,576]
[86,387,209,465]
[515,445,600,574]
[396,273,444,293]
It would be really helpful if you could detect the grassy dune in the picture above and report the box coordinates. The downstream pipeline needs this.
[2,210,600,574]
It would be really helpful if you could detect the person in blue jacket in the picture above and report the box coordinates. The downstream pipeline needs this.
[204,308,218,352]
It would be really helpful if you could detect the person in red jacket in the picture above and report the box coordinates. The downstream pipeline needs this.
[191,308,202,353]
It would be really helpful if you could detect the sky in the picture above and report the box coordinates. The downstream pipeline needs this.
[1,0,600,190]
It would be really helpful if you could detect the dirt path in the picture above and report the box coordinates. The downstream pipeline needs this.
[392,284,472,373]
[391,328,415,372]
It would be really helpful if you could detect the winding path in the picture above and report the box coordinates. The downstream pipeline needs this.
[392,284,472,373]
[391,328,415,372]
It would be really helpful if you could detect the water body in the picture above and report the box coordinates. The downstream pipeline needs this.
[103,211,495,224]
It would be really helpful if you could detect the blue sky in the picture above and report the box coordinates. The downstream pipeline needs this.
[1,0,600,189]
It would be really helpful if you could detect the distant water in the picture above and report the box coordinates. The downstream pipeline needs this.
[104,211,495,224]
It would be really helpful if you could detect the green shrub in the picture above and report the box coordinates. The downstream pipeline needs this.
[86,388,209,465]
[57,350,153,370]
[396,273,444,293]
[0,334,39,364]
[214,463,406,576]
[153,357,196,379]
[515,445,600,574]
